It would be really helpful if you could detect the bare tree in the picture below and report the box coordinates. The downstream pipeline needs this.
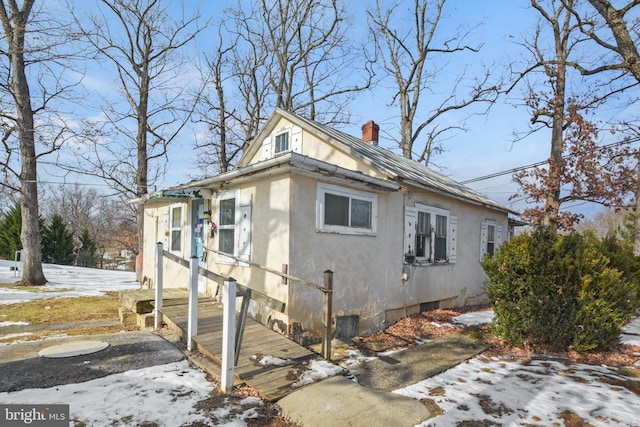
[193,27,246,176]
[0,0,81,285]
[70,0,205,257]
[229,0,372,127]
[40,183,137,268]
[508,0,636,230]
[567,0,640,252]
[193,0,372,176]
[367,0,500,164]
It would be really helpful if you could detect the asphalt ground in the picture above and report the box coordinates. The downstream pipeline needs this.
[0,331,184,393]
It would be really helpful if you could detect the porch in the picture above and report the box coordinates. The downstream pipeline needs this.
[119,289,329,401]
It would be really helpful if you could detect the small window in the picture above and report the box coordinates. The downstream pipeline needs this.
[408,204,451,263]
[170,206,182,252]
[434,214,448,261]
[317,183,377,235]
[480,220,502,260]
[416,212,431,258]
[275,132,289,153]
[218,198,236,255]
[486,224,496,257]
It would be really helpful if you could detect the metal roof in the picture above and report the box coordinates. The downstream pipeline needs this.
[137,108,516,215]
[272,109,516,214]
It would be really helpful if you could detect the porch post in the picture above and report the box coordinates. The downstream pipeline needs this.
[322,270,334,360]
[221,277,237,393]
[187,256,199,351]
[154,242,163,330]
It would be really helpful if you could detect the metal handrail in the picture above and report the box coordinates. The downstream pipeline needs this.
[203,246,331,294]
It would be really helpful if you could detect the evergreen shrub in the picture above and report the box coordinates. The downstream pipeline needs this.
[42,214,75,265]
[482,227,639,353]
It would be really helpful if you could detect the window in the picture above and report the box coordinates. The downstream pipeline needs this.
[416,212,431,258]
[404,204,456,264]
[434,214,448,261]
[275,132,289,153]
[170,205,183,253]
[218,198,235,255]
[480,220,502,259]
[317,183,377,235]
[216,191,252,264]
[486,224,496,256]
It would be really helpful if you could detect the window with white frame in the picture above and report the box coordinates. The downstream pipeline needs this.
[404,204,456,264]
[216,191,252,264]
[480,220,502,259]
[317,183,377,235]
[218,197,236,255]
[170,205,183,253]
[274,132,289,154]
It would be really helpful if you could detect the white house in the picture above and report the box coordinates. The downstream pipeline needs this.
[136,108,516,343]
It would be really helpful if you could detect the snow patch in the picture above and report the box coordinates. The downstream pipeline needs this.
[451,310,495,326]
[0,360,266,426]
[395,356,640,426]
[292,360,345,388]
[0,332,33,341]
[0,321,30,327]
[430,321,456,328]
[0,260,139,305]
[251,355,292,366]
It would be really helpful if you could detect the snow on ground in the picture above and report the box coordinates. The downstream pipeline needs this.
[292,359,345,388]
[0,263,278,425]
[621,316,640,347]
[0,321,29,327]
[451,309,495,326]
[0,259,139,304]
[2,263,640,426]
[393,315,640,426]
[251,354,292,366]
[0,360,267,426]
[396,355,640,426]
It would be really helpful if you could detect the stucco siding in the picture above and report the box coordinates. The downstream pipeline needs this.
[288,175,404,335]
[403,191,508,308]
[203,177,290,301]
[141,200,192,289]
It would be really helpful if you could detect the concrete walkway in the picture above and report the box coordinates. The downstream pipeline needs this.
[356,332,489,391]
[278,332,489,427]
[279,375,430,427]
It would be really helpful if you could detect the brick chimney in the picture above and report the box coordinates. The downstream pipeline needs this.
[362,120,379,146]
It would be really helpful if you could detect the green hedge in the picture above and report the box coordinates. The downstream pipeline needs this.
[482,227,639,353]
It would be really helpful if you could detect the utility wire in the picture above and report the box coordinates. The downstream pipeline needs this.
[459,137,640,185]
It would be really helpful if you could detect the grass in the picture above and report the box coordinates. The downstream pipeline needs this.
[1,291,121,324]
[0,291,132,344]
[0,282,72,293]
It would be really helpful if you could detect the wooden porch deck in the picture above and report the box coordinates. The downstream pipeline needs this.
[120,289,323,401]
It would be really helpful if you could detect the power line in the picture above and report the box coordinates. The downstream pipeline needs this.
[459,137,640,185]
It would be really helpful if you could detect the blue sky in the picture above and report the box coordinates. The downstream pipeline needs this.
[35,0,639,219]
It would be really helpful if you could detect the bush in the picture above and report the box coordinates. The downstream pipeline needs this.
[482,227,639,353]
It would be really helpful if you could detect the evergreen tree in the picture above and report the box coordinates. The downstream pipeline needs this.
[0,202,22,260]
[42,214,75,265]
[76,227,97,268]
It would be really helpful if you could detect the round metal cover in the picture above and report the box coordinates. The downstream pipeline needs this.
[38,340,109,358]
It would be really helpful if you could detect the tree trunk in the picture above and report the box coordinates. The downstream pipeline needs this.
[4,0,47,285]
[541,8,569,231]
[634,151,640,256]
